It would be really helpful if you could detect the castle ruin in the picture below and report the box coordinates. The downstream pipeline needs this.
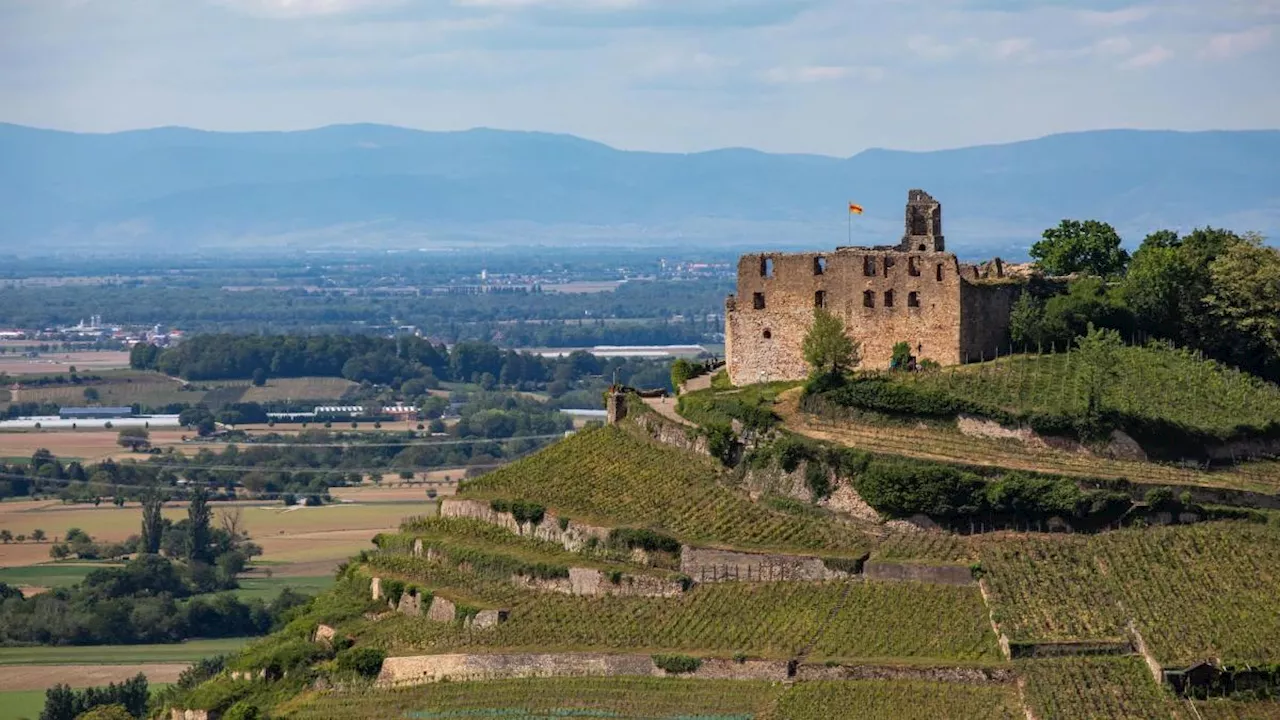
[724,190,1022,384]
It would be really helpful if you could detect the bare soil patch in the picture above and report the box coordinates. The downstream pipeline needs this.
[0,664,189,691]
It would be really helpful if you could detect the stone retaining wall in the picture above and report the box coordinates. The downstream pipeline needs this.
[439,498,611,552]
[376,652,788,687]
[863,561,974,586]
[629,410,711,457]
[679,546,856,583]
[376,652,1009,688]
[514,566,685,597]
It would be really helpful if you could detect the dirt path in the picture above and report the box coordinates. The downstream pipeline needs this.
[775,389,1273,493]
[642,395,693,426]
[0,664,190,691]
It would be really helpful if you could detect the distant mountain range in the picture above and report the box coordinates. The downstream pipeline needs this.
[1,122,1277,258]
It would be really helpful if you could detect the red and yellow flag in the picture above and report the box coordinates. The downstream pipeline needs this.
[848,202,864,215]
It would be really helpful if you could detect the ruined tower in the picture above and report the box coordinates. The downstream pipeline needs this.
[899,189,944,252]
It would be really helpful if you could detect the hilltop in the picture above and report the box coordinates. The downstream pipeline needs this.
[1,123,1278,254]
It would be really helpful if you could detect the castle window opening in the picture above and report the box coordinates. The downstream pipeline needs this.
[883,256,896,277]
[814,257,827,275]
[919,244,927,251]
[908,257,921,276]
[908,291,920,308]
[762,329,772,339]
[814,290,826,309]
[752,292,766,310]
[863,290,875,308]
[761,257,775,278]
[936,263,944,282]
[884,289,895,308]
[863,257,877,276]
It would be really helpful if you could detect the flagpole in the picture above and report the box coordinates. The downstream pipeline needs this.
[847,204,851,245]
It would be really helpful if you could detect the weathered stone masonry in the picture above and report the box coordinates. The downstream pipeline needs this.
[725,189,1020,383]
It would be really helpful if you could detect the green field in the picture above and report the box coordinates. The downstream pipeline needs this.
[232,575,335,601]
[0,690,45,720]
[0,563,120,589]
[0,638,250,665]
[361,579,1001,662]
[459,425,870,556]
[981,522,1280,664]
[1017,657,1182,720]
[889,343,1280,436]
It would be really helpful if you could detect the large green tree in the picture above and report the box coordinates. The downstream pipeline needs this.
[1031,220,1130,277]
[802,308,859,377]
[186,488,212,564]
[141,491,165,555]
[1205,235,1280,375]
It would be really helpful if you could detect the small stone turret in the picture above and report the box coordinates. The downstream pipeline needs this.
[606,389,628,425]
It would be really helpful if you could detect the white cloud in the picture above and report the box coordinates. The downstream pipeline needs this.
[1121,44,1173,68]
[1076,6,1153,27]
[213,0,406,18]
[1088,36,1133,56]
[1201,26,1274,59]
[992,37,1033,60]
[762,65,884,84]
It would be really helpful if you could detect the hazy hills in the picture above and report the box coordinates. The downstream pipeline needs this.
[1,122,1277,257]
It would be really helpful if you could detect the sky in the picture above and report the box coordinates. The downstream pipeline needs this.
[1,0,1278,156]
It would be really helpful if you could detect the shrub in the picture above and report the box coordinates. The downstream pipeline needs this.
[557,517,570,531]
[381,578,406,606]
[222,701,262,720]
[607,528,680,554]
[335,646,386,679]
[804,462,833,501]
[702,423,737,466]
[854,460,985,518]
[509,500,546,526]
[653,654,702,674]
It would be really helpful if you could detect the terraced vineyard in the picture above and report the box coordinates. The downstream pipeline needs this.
[768,679,1022,720]
[894,344,1280,437]
[1195,699,1280,719]
[284,677,783,719]
[786,393,1280,494]
[460,425,872,555]
[360,580,1001,662]
[1018,657,1184,720]
[981,522,1280,664]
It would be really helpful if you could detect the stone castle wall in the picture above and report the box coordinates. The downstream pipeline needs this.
[959,280,1021,362]
[726,249,964,383]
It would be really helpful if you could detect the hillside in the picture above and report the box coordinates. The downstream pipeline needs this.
[145,380,1280,720]
[2,123,1278,254]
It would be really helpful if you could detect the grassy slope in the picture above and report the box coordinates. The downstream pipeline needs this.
[459,424,870,556]
[981,522,1280,664]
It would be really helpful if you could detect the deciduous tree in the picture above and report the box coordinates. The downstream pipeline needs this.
[803,307,859,378]
[1031,219,1129,276]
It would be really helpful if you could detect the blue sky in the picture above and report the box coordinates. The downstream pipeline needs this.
[1,0,1277,155]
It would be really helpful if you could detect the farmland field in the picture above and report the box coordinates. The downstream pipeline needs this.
[0,637,249,666]
[0,351,132,376]
[240,376,356,402]
[362,580,1002,662]
[770,679,1022,720]
[980,522,1280,664]
[460,425,872,556]
[284,677,783,720]
[1017,657,1183,720]
[0,428,195,462]
[4,370,203,408]
[0,497,429,574]
[0,690,45,720]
